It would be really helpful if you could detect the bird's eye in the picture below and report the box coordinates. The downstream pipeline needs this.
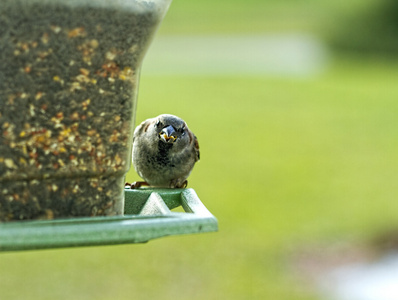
[155,120,162,128]
[179,126,186,135]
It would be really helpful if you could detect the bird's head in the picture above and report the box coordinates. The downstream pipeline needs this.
[152,114,191,150]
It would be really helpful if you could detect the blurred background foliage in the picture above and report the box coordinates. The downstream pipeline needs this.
[1,0,398,299]
[326,0,398,56]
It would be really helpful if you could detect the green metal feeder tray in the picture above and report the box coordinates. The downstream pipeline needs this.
[0,188,218,252]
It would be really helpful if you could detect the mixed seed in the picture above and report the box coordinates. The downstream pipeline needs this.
[0,1,159,221]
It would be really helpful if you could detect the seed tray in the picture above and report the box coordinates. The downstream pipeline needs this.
[0,188,218,251]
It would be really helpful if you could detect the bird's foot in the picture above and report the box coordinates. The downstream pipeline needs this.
[125,181,149,189]
[171,180,188,189]
[180,180,188,188]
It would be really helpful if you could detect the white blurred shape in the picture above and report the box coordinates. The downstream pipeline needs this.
[142,34,328,76]
[320,252,398,300]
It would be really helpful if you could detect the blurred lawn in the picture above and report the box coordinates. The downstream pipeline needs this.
[1,0,398,299]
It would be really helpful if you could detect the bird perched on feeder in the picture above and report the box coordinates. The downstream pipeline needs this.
[129,114,200,189]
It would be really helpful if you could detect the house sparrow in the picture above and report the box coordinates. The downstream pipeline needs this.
[129,114,200,188]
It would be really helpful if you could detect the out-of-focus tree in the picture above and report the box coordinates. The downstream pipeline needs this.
[328,0,398,56]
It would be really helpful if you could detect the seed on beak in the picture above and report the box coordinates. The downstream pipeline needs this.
[159,125,177,143]
[160,133,177,143]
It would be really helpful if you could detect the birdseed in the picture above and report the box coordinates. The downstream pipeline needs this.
[0,1,159,221]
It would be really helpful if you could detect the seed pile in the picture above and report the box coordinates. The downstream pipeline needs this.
[0,1,159,221]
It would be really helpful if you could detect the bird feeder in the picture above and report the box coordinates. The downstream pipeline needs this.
[0,0,217,251]
[0,188,218,251]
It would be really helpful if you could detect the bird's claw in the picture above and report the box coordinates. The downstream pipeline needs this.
[128,181,149,189]
[171,180,188,188]
[125,181,148,189]
[125,180,188,189]
[180,180,188,188]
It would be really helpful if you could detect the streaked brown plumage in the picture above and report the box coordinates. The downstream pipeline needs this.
[130,114,199,188]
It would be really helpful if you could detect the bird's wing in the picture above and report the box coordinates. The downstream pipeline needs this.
[133,118,154,142]
[193,134,200,162]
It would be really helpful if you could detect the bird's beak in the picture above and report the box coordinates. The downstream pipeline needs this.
[159,125,177,143]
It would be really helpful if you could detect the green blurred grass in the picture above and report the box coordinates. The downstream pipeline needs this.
[1,0,398,299]
[157,0,374,35]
